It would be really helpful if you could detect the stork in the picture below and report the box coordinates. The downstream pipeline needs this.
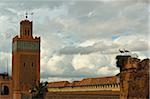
[124,49,130,53]
[119,49,124,53]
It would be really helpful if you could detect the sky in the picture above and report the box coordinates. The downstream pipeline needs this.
[0,0,149,82]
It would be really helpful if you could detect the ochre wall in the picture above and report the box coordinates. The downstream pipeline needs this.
[45,91,120,99]
[48,83,120,92]
[0,79,12,99]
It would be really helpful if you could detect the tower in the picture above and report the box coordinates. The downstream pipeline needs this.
[116,55,149,99]
[12,18,40,99]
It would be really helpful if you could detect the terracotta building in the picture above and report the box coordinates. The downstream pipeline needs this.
[12,18,40,99]
[47,76,120,91]
[0,73,12,99]
[46,76,120,99]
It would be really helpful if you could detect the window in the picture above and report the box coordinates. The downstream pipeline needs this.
[28,30,29,35]
[32,62,34,67]
[24,63,26,67]
[1,86,9,95]
[25,30,27,35]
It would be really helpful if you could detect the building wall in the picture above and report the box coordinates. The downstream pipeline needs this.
[48,83,120,92]
[45,91,120,99]
[46,81,120,99]
[116,55,149,99]
[0,78,12,99]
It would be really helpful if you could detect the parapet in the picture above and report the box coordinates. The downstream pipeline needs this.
[12,35,40,42]
[47,76,119,88]
[116,55,131,70]
[116,55,149,71]
[138,58,150,71]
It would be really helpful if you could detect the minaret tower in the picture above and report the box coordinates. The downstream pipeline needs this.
[12,15,40,99]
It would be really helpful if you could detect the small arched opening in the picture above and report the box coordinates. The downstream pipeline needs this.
[1,85,9,95]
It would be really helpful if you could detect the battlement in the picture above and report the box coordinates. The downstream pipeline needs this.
[20,19,32,23]
[115,55,148,71]
[12,35,40,43]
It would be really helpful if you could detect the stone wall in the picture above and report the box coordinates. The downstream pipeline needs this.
[0,74,12,99]
[45,91,120,99]
[116,55,149,99]
[46,76,120,99]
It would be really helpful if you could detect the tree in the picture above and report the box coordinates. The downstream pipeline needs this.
[30,81,48,99]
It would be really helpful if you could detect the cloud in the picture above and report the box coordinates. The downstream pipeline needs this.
[0,52,11,75]
[114,35,149,51]
[58,35,149,55]
[0,0,149,82]
[97,66,119,76]
[41,53,119,80]
[41,55,75,78]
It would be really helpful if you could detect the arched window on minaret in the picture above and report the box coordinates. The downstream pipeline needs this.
[28,30,29,36]
[25,30,27,36]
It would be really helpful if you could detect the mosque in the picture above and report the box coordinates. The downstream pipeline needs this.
[0,17,40,99]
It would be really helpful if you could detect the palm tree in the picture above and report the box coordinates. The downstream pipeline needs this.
[30,81,48,99]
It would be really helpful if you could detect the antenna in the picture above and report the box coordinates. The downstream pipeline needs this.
[25,12,34,20]
[30,12,34,21]
[7,59,8,75]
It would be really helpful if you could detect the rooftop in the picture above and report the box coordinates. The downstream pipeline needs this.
[0,72,10,80]
[48,76,119,88]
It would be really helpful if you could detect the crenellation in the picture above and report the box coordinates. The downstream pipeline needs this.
[125,57,140,69]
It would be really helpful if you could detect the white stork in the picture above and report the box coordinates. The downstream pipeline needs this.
[124,49,130,53]
[119,49,124,53]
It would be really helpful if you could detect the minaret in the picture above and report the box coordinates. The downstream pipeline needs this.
[12,16,40,99]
